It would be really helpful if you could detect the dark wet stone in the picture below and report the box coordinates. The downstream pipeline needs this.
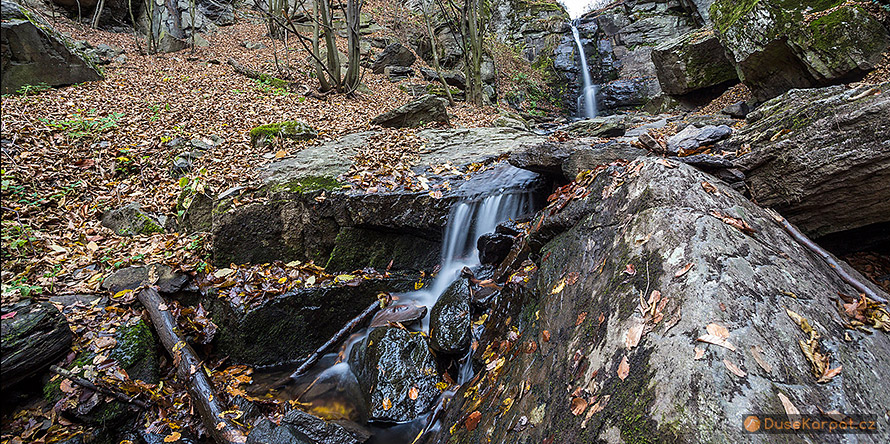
[477,233,514,265]
[429,279,471,354]
[369,304,427,328]
[100,264,189,295]
[1,302,72,389]
[349,327,440,422]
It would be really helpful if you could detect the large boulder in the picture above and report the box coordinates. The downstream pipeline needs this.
[434,157,890,443]
[349,327,441,422]
[246,409,369,444]
[429,279,471,354]
[1,302,72,389]
[729,83,890,239]
[370,94,449,128]
[710,0,890,102]
[1,1,102,94]
[651,29,738,96]
[371,42,416,74]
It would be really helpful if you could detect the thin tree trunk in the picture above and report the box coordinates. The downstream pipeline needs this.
[423,3,454,105]
[312,0,333,91]
[137,287,247,444]
[318,0,341,90]
[343,0,362,94]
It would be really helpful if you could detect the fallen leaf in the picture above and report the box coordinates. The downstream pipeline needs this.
[625,323,644,349]
[93,336,117,350]
[214,268,234,278]
[408,386,418,400]
[701,181,719,195]
[465,411,482,431]
[674,263,694,278]
[777,393,801,421]
[60,379,75,393]
[750,345,772,373]
[617,356,630,380]
[723,358,746,377]
[570,397,588,416]
[624,264,636,275]
[1,311,16,320]
[697,334,737,351]
[575,311,587,326]
[275,149,287,158]
[551,278,566,294]
[566,272,580,285]
[382,398,392,410]
[542,330,551,342]
[706,323,730,339]
[86,241,99,251]
[693,347,705,360]
[818,365,842,383]
[163,432,181,442]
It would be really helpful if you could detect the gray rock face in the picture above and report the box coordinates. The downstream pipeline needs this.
[1,1,102,94]
[565,115,630,138]
[420,66,466,89]
[435,157,890,444]
[597,77,661,111]
[651,29,738,96]
[711,0,890,102]
[371,42,416,74]
[730,83,890,238]
[429,279,471,354]
[1,302,72,389]
[101,203,166,236]
[136,0,218,53]
[384,65,414,81]
[666,124,732,154]
[349,327,441,422]
[101,264,190,295]
[246,409,368,444]
[561,142,647,179]
[370,94,449,128]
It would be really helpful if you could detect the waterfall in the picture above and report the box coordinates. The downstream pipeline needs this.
[571,22,598,119]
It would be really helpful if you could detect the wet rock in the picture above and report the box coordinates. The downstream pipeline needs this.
[730,83,890,238]
[282,408,370,444]
[349,327,441,422]
[246,419,306,444]
[370,94,449,128]
[384,65,414,81]
[711,0,890,102]
[597,78,661,111]
[430,279,472,354]
[141,431,198,444]
[101,203,165,236]
[564,115,630,138]
[562,142,647,179]
[210,278,415,366]
[326,227,440,272]
[1,1,102,94]
[370,304,427,328]
[101,264,190,295]
[477,233,514,266]
[666,124,732,154]
[507,141,573,179]
[371,43,416,74]
[1,302,72,389]
[435,157,890,444]
[651,29,737,96]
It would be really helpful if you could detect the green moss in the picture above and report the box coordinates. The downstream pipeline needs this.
[271,175,345,195]
[604,349,680,444]
[249,120,317,148]
[798,5,889,73]
[111,319,159,383]
[135,213,164,235]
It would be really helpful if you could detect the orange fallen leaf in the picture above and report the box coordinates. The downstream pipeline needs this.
[542,330,551,342]
[701,181,719,195]
[751,345,772,373]
[570,397,588,416]
[693,347,705,360]
[575,311,587,326]
[624,264,636,275]
[706,323,730,339]
[465,411,482,431]
[617,356,630,380]
[625,323,644,349]
[818,365,842,383]
[723,358,746,377]
[674,263,694,278]
[697,334,737,351]
[408,386,418,400]
[163,432,181,442]
[382,398,392,410]
[275,150,287,158]
[777,392,800,421]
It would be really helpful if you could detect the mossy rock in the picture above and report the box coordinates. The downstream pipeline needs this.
[269,175,345,194]
[325,227,441,272]
[249,120,317,150]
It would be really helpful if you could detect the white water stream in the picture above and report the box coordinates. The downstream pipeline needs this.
[571,22,598,119]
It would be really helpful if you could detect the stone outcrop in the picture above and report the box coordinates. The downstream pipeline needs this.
[651,29,738,96]
[370,42,416,74]
[370,94,449,128]
[211,128,546,271]
[433,157,890,443]
[711,0,890,102]
[1,1,102,94]
[729,83,890,239]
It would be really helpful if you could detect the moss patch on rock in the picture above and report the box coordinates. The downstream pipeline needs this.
[270,175,345,194]
[249,120,317,149]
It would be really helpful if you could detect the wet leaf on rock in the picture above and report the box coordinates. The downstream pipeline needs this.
[617,356,630,380]
[465,411,482,431]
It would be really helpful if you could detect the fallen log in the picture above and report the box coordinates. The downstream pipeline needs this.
[226,58,294,91]
[49,365,149,409]
[137,287,246,444]
[767,209,888,303]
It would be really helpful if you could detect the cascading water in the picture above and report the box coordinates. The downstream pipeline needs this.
[571,21,598,119]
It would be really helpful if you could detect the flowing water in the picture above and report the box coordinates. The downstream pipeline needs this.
[571,22,598,119]
[250,167,541,440]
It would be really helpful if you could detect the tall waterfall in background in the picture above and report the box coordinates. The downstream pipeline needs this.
[571,22,598,119]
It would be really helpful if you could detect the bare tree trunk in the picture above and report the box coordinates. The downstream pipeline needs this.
[343,0,362,94]
[91,0,105,28]
[464,0,484,105]
[318,0,341,90]
[423,2,454,105]
[312,0,333,91]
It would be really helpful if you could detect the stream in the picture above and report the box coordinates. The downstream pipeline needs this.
[250,167,542,442]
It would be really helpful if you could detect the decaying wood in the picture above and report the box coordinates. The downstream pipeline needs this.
[279,295,391,386]
[226,58,295,90]
[767,209,888,303]
[49,365,150,409]
[137,287,247,444]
